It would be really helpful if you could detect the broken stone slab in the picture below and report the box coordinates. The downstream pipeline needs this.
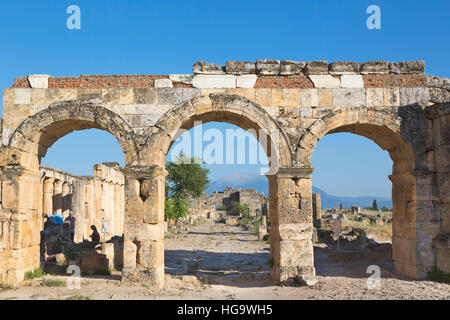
[193,61,225,74]
[329,61,361,75]
[236,75,258,88]
[340,75,364,88]
[192,75,236,88]
[309,75,341,88]
[280,60,306,75]
[295,275,318,286]
[225,61,255,74]
[28,74,51,89]
[154,78,173,88]
[168,74,193,85]
[256,59,281,75]
[360,61,389,74]
[389,61,425,74]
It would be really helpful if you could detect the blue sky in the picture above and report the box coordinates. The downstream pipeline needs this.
[2,0,449,197]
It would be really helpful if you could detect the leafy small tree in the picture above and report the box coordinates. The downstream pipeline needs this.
[216,205,226,211]
[372,199,378,211]
[339,203,343,210]
[164,153,210,224]
[231,201,250,218]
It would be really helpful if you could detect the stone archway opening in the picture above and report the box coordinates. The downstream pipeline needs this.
[311,132,396,277]
[1,102,139,285]
[163,121,272,286]
[300,111,419,278]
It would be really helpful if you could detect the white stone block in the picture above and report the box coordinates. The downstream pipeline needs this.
[192,75,236,89]
[2,128,13,146]
[236,75,257,88]
[28,74,50,89]
[340,75,364,88]
[14,88,31,104]
[154,79,173,88]
[168,74,193,85]
[366,88,384,107]
[332,89,366,107]
[309,75,340,88]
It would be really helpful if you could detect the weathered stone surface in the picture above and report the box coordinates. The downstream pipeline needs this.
[192,75,236,88]
[361,61,389,74]
[329,61,361,75]
[236,75,258,88]
[340,75,364,88]
[399,87,429,106]
[389,61,425,74]
[28,75,50,89]
[332,88,366,107]
[256,59,281,75]
[154,78,173,88]
[304,61,329,75]
[193,61,225,74]
[168,74,193,85]
[225,61,255,74]
[280,60,306,75]
[309,75,340,88]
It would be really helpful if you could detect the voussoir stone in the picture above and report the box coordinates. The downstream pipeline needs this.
[193,61,225,74]
[225,61,255,74]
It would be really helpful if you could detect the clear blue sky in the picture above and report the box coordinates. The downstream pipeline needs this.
[1,0,449,197]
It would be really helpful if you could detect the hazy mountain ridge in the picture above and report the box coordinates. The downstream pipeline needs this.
[206,173,392,209]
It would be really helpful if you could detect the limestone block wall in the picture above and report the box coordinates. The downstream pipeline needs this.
[1,59,449,287]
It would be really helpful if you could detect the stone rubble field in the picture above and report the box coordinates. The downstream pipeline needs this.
[0,220,448,300]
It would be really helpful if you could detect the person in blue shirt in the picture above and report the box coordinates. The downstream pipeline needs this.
[42,213,57,229]
[52,210,64,225]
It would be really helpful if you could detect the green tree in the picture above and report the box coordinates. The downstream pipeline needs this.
[339,203,343,210]
[231,201,250,218]
[165,153,210,223]
[372,199,378,211]
[166,153,210,199]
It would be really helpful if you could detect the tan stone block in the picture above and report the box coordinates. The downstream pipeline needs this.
[139,240,164,268]
[30,89,46,104]
[279,239,314,267]
[318,89,333,107]
[143,196,165,224]
[191,95,212,116]
[45,89,77,104]
[300,89,318,107]
[271,89,283,106]
[123,240,137,269]
[225,88,256,103]
[102,89,134,104]
[280,89,301,107]
[366,88,384,107]
[255,89,272,107]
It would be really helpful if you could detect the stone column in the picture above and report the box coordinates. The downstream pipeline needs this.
[267,167,315,282]
[62,182,70,217]
[312,193,322,220]
[121,165,167,288]
[53,180,63,215]
[43,177,55,215]
[0,166,43,287]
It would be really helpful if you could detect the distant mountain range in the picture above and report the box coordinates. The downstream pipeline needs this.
[206,173,392,209]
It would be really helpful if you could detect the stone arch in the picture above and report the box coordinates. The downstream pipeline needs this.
[143,93,293,169]
[296,107,415,169]
[296,107,436,278]
[9,101,140,170]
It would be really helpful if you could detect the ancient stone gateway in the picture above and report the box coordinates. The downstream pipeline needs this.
[0,60,449,288]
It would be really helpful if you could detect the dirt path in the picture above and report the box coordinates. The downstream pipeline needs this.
[0,219,448,300]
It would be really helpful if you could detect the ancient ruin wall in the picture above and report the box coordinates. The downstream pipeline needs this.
[0,59,449,287]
